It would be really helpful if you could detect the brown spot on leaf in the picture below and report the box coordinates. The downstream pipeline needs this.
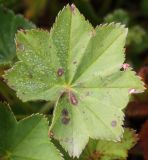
[111,120,117,127]
[61,117,70,125]
[73,60,77,64]
[48,131,54,137]
[62,108,69,116]
[57,68,64,76]
[70,4,76,13]
[69,92,78,105]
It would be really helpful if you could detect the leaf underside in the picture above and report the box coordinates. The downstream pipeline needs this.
[0,6,35,65]
[4,4,145,158]
[0,102,63,160]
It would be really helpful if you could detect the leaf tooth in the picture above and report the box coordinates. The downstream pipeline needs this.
[115,22,122,27]
[70,3,76,13]
[49,3,93,37]
[72,136,89,158]
[0,101,9,106]
[0,101,13,113]
[16,28,49,38]
[96,22,128,35]
[18,112,64,159]
[126,128,138,144]
[19,113,49,126]
[137,75,146,88]
[134,70,146,90]
[74,5,93,29]
[3,61,22,90]
[108,22,115,26]
[101,23,108,27]
[55,134,89,158]
[49,4,69,35]
[90,123,124,143]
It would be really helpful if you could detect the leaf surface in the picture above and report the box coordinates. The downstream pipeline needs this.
[79,128,137,160]
[0,103,63,160]
[0,6,35,65]
[4,4,145,157]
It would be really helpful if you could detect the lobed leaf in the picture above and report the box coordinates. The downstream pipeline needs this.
[4,4,145,157]
[79,128,137,160]
[0,102,63,160]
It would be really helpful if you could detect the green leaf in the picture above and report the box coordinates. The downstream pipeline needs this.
[0,6,35,65]
[141,0,148,17]
[126,26,147,53]
[104,9,129,25]
[4,4,145,157]
[0,103,63,160]
[0,0,18,8]
[79,128,137,160]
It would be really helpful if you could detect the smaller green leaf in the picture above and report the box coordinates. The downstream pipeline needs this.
[79,128,137,160]
[0,102,63,160]
[104,9,129,25]
[127,26,147,54]
[0,6,35,65]
[0,0,18,8]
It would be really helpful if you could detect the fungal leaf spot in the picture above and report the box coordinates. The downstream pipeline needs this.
[70,4,76,14]
[61,117,70,125]
[57,68,64,77]
[62,108,69,116]
[111,120,117,127]
[73,60,77,64]
[69,92,78,105]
